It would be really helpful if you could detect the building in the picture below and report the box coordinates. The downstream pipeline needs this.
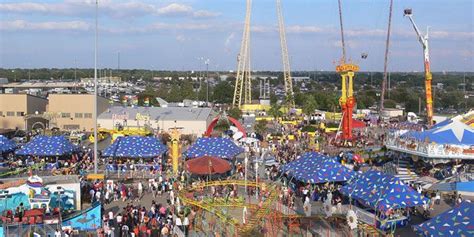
[47,94,109,131]
[80,76,122,84]
[381,108,404,118]
[0,81,83,94]
[98,106,216,136]
[0,94,48,130]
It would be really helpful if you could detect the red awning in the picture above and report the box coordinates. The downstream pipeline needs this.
[352,119,366,128]
[185,156,231,175]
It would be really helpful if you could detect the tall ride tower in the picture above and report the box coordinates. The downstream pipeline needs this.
[233,0,253,108]
[276,0,295,108]
[337,0,359,141]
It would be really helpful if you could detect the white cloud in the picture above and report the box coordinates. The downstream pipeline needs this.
[176,35,186,43]
[0,1,221,19]
[156,3,192,16]
[287,25,324,34]
[104,22,212,34]
[0,19,90,31]
[193,10,221,18]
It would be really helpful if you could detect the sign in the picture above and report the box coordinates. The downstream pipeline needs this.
[43,112,62,119]
[135,113,150,121]
[112,113,129,120]
[336,63,360,72]
[86,174,105,180]
[62,204,102,231]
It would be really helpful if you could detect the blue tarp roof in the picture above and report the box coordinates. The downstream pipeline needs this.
[414,201,474,237]
[341,170,428,211]
[280,152,354,184]
[102,136,167,158]
[15,135,76,157]
[0,135,16,153]
[185,137,243,159]
[401,119,474,145]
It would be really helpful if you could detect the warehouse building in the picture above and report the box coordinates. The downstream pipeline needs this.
[98,106,216,136]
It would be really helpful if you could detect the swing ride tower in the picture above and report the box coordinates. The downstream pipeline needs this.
[233,0,295,109]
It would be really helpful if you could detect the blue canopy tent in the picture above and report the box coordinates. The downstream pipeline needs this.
[280,152,354,184]
[15,135,76,157]
[401,119,474,145]
[185,137,244,159]
[102,136,167,158]
[341,170,428,212]
[0,135,16,153]
[414,201,474,237]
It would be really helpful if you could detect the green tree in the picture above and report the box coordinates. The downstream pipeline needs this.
[269,103,283,119]
[270,94,278,105]
[294,92,306,107]
[302,95,318,115]
[384,99,397,108]
[254,120,268,135]
[227,107,243,120]
[212,81,233,104]
[167,84,182,102]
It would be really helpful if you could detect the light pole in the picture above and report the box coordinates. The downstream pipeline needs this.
[93,0,99,174]
[205,59,210,105]
[74,59,77,81]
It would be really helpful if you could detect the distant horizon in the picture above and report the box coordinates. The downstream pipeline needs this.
[1,1,472,71]
[0,68,473,74]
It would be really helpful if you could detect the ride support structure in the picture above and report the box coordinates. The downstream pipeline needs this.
[169,127,181,175]
[337,63,359,141]
[404,8,434,126]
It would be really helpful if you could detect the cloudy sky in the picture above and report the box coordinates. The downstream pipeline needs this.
[0,0,472,71]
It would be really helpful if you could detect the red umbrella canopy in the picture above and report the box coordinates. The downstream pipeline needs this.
[185,156,232,175]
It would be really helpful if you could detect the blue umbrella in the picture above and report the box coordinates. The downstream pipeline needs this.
[16,135,76,157]
[102,136,167,158]
[0,135,16,153]
[185,137,243,159]
[341,170,429,211]
[280,152,354,184]
[414,201,474,236]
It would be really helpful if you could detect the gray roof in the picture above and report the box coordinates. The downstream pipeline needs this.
[99,106,214,121]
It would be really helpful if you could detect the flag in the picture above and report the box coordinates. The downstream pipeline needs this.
[144,97,150,107]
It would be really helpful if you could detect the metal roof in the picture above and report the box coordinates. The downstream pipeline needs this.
[98,106,214,121]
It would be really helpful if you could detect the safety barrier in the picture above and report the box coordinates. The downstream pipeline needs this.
[386,136,473,159]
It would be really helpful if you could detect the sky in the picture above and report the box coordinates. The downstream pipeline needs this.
[0,0,472,72]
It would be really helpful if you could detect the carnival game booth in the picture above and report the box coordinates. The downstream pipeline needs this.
[413,201,473,237]
[15,135,78,173]
[102,136,168,176]
[386,114,474,160]
[341,170,429,232]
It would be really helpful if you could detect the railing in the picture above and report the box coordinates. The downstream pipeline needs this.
[386,136,474,159]
[354,206,376,225]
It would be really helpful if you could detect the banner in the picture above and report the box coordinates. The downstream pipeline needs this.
[62,204,102,231]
